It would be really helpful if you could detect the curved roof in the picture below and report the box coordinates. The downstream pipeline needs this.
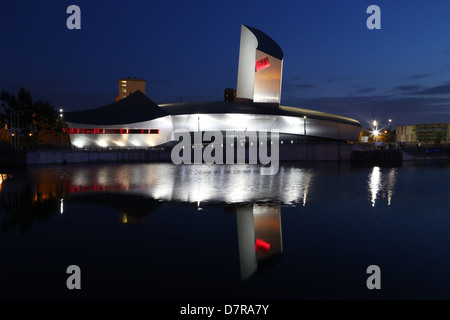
[65,92,360,128]
[64,90,168,125]
[160,101,361,127]
[244,25,283,60]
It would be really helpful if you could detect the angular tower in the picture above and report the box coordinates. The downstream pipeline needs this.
[236,25,284,105]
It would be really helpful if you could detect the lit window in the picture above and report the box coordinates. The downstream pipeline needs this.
[121,80,127,83]
[122,84,127,87]
[122,88,127,93]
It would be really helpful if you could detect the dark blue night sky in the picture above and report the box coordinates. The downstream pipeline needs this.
[2,0,450,129]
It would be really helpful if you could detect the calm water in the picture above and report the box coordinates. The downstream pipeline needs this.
[1,161,450,300]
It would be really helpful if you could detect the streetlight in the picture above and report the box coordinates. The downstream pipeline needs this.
[388,119,392,144]
[59,108,64,147]
[372,120,378,145]
[303,115,307,136]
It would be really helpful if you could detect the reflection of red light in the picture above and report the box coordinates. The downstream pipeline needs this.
[255,238,270,253]
[255,57,270,72]
[69,182,157,194]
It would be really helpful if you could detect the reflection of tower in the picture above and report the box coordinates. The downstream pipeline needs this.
[119,212,146,224]
[236,202,283,281]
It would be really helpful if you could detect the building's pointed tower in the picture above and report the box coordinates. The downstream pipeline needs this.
[236,25,284,105]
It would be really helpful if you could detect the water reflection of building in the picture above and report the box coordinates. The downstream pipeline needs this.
[3,163,315,280]
[0,173,11,192]
[47,164,314,280]
[236,203,282,280]
[66,164,314,207]
[119,211,146,224]
[0,170,67,234]
[368,166,397,207]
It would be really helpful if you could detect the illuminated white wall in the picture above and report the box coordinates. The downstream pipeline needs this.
[236,25,258,102]
[68,112,361,148]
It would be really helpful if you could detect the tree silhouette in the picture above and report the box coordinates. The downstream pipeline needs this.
[0,88,65,147]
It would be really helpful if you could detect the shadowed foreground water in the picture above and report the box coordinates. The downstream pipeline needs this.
[1,161,450,300]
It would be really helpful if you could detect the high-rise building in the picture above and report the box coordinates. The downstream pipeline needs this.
[115,77,146,101]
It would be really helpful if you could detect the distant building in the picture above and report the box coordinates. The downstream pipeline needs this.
[396,123,450,144]
[224,88,236,102]
[115,77,146,101]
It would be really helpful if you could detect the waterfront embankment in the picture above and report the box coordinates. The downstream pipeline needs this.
[1,144,449,165]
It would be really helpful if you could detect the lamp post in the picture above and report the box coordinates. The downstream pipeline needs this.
[10,108,13,148]
[60,108,64,148]
[388,118,392,145]
[303,115,307,137]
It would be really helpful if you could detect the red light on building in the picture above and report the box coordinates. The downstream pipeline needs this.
[255,238,270,253]
[67,128,160,134]
[255,57,270,72]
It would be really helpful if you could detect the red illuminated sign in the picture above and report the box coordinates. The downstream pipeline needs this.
[255,238,270,253]
[255,57,270,72]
